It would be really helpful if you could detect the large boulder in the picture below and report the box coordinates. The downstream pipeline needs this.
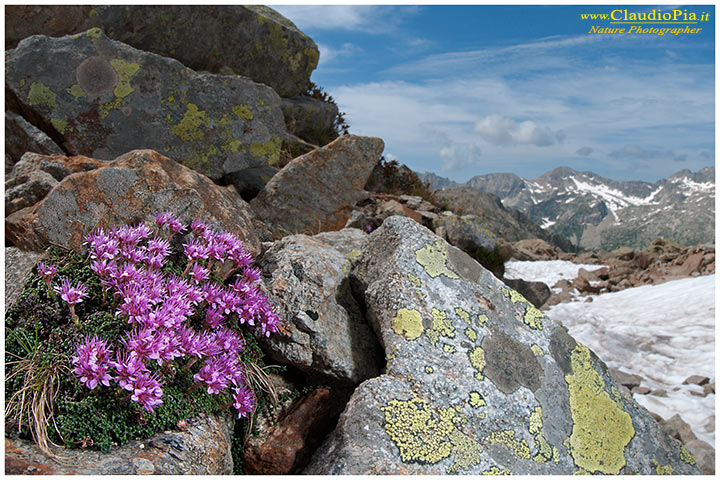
[6,29,287,181]
[434,213,505,278]
[258,230,382,384]
[6,149,261,254]
[503,278,551,308]
[281,95,339,146]
[5,413,233,474]
[5,112,63,168]
[251,135,384,237]
[5,5,319,98]
[4,247,46,310]
[304,216,699,475]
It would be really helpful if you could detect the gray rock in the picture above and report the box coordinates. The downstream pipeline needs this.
[251,135,383,238]
[312,228,367,259]
[5,247,46,310]
[503,278,551,308]
[609,369,644,390]
[304,216,699,475]
[5,413,234,474]
[8,151,106,185]
[5,112,64,164]
[227,165,279,201]
[6,29,287,181]
[685,439,715,475]
[683,375,710,386]
[6,5,319,97]
[435,214,504,278]
[259,232,382,384]
[6,150,261,255]
[6,170,59,216]
[281,95,339,146]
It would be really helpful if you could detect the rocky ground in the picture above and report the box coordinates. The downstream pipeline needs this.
[4,5,712,476]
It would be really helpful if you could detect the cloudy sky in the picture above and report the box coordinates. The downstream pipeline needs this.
[273,4,715,183]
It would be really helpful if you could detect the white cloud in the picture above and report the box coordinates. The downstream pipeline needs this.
[317,42,360,66]
[473,114,564,147]
[272,5,420,34]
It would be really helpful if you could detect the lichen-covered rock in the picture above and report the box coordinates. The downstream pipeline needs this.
[251,135,383,237]
[304,216,700,475]
[5,170,58,216]
[434,213,504,278]
[503,278,551,309]
[259,231,382,384]
[6,5,319,98]
[4,247,46,310]
[5,149,260,254]
[5,413,233,474]
[6,29,287,181]
[281,95,339,146]
[5,112,64,166]
[8,152,107,185]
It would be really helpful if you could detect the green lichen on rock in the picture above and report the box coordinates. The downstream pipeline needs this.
[408,273,421,287]
[86,27,102,38]
[171,103,209,142]
[468,346,486,381]
[347,249,362,261]
[391,308,424,341]
[531,344,544,356]
[67,84,87,100]
[482,466,511,475]
[528,406,554,464]
[51,118,67,134]
[109,59,140,99]
[652,459,674,475]
[477,314,489,327]
[28,82,57,109]
[426,308,455,346]
[680,444,696,465]
[442,344,456,354]
[425,366,434,374]
[468,391,486,409]
[501,287,544,330]
[232,104,253,120]
[455,307,471,324]
[528,406,543,435]
[381,395,483,473]
[565,343,635,474]
[465,327,477,342]
[415,241,459,279]
[249,137,282,165]
[485,430,531,459]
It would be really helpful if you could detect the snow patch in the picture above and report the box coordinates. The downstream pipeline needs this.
[504,260,606,287]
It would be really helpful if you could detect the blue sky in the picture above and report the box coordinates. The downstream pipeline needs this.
[273,4,715,183]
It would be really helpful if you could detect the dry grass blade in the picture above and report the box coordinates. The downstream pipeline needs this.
[242,361,281,435]
[5,349,70,460]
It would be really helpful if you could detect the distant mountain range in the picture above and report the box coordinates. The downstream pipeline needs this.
[421,166,715,251]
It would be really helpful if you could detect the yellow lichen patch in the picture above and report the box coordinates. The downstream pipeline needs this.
[443,344,456,354]
[347,249,362,261]
[528,406,543,435]
[652,459,674,475]
[465,327,478,342]
[455,307,471,324]
[468,391,486,409]
[552,446,560,463]
[477,314,489,327]
[99,97,122,118]
[381,395,483,472]
[109,59,139,99]
[250,137,282,164]
[28,82,57,109]
[482,466,511,475]
[50,118,67,134]
[232,104,253,120]
[680,444,696,465]
[501,287,544,330]
[171,103,209,142]
[468,347,486,381]
[391,308,424,341]
[67,84,87,100]
[531,344,545,356]
[426,308,455,346]
[386,345,398,361]
[415,241,459,279]
[425,366,434,374]
[407,273,421,287]
[485,430,531,459]
[533,435,553,464]
[565,343,635,474]
[86,27,102,38]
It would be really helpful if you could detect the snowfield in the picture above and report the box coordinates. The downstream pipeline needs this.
[504,260,606,287]
[507,260,715,447]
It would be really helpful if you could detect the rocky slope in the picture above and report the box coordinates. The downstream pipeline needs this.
[4,5,707,476]
[422,167,715,251]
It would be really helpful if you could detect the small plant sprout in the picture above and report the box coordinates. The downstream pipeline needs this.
[53,279,88,324]
[37,261,57,290]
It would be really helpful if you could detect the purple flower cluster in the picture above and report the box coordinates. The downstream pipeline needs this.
[66,212,278,417]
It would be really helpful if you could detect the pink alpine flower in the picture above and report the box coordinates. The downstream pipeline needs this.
[37,261,57,290]
[232,384,256,419]
[72,336,113,390]
[112,350,148,391]
[130,372,164,413]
